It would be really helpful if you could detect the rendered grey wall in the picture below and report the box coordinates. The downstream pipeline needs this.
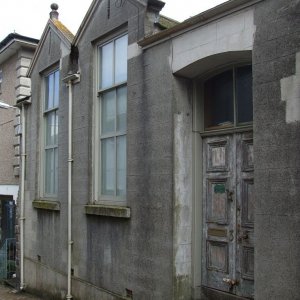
[70,1,174,299]
[24,28,71,298]
[253,0,300,299]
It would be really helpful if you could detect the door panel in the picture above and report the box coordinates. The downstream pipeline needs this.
[207,179,229,224]
[206,139,229,172]
[207,240,228,272]
[236,133,254,298]
[202,132,254,298]
[202,135,235,293]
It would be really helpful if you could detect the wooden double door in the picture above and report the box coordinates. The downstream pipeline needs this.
[202,132,254,298]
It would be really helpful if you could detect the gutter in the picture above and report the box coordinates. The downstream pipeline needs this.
[0,33,38,52]
[62,72,80,300]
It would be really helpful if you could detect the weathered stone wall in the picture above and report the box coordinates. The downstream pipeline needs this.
[25,1,175,299]
[23,25,71,298]
[253,1,300,299]
[71,1,175,298]
[0,53,19,186]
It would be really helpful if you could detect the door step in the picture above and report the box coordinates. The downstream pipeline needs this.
[201,286,253,300]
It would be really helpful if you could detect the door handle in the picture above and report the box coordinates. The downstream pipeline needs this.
[223,278,239,289]
[238,230,249,242]
[226,189,234,202]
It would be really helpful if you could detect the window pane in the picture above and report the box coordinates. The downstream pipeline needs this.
[101,138,115,196]
[204,70,234,129]
[45,112,57,146]
[45,149,54,194]
[101,90,115,134]
[117,136,126,196]
[117,86,127,132]
[54,111,58,144]
[54,71,60,107]
[54,147,58,195]
[101,42,114,89]
[115,35,128,84]
[46,73,54,110]
[236,65,253,124]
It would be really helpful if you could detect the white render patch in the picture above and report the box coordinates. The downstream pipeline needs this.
[281,52,300,123]
[128,43,142,60]
[174,113,192,277]
[0,185,19,201]
[171,8,255,74]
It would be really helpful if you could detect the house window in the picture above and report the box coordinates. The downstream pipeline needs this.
[97,34,128,202]
[43,69,59,196]
[204,65,253,130]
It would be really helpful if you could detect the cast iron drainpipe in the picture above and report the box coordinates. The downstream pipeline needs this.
[63,72,80,300]
[20,103,26,290]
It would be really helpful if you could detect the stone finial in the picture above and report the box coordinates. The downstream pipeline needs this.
[50,3,59,20]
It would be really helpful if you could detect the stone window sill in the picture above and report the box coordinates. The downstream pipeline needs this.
[85,204,130,218]
[32,199,60,211]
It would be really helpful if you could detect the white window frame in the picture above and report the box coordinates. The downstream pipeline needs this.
[40,68,60,198]
[94,32,128,205]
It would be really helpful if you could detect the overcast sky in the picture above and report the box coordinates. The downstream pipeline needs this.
[0,0,226,42]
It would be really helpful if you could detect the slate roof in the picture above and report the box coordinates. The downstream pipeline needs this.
[158,15,179,30]
[0,33,39,52]
[51,19,74,43]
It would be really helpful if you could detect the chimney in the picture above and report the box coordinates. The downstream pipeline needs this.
[50,3,59,20]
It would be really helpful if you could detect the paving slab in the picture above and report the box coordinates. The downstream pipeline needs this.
[0,284,43,300]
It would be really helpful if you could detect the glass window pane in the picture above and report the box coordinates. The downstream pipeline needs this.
[54,111,58,144]
[100,42,114,89]
[236,65,253,124]
[45,112,57,146]
[101,90,116,134]
[117,86,127,132]
[117,136,126,196]
[46,73,54,110]
[45,149,54,194]
[54,147,58,195]
[101,138,115,196]
[204,70,234,129]
[54,71,60,107]
[115,35,128,84]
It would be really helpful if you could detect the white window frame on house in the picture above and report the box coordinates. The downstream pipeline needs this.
[40,68,60,198]
[94,32,128,205]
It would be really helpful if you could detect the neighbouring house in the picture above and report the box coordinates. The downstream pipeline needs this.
[0,33,38,280]
[20,0,300,299]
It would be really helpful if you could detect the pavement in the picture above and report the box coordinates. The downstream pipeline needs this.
[0,284,43,300]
